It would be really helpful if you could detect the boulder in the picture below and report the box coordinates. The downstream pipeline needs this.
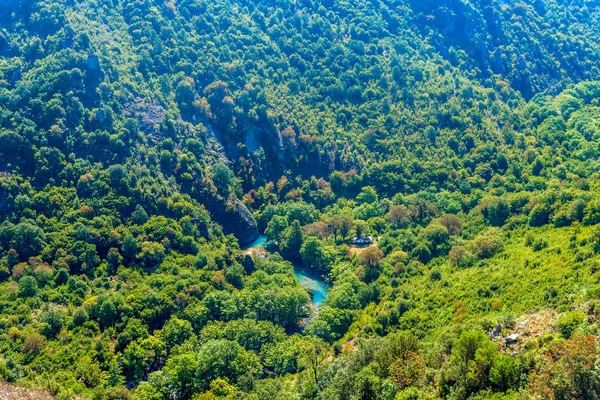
[227,198,259,245]
[504,334,519,345]
[489,323,502,338]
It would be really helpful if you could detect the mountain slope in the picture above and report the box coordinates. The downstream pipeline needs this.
[1,0,600,399]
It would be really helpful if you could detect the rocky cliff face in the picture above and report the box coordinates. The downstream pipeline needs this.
[219,197,259,245]
[191,186,258,245]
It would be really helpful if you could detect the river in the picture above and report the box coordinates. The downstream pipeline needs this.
[243,235,329,306]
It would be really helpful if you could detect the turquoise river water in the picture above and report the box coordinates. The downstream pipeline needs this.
[243,235,329,306]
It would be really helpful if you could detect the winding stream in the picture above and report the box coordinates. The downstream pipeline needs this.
[243,235,329,306]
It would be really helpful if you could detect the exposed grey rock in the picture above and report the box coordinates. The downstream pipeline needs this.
[123,97,166,135]
[504,334,520,345]
[489,324,502,338]
[195,188,258,246]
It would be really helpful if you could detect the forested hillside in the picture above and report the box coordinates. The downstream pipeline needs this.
[1,0,600,399]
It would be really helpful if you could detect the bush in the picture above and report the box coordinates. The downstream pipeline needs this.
[23,333,45,353]
[468,234,504,259]
[556,311,585,338]
[532,238,548,252]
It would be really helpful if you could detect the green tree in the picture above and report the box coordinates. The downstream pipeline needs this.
[482,197,511,227]
[489,355,518,392]
[132,204,149,225]
[122,341,148,383]
[583,200,600,226]
[529,204,551,227]
[159,317,193,350]
[532,158,544,176]
[356,186,378,205]
[441,331,499,397]
[196,339,261,389]
[421,222,450,255]
[122,234,138,263]
[265,215,288,243]
[138,242,166,269]
[98,300,118,329]
[107,358,125,387]
[18,276,38,297]
[411,244,431,264]
[301,237,327,270]
[298,337,330,386]
[76,356,104,388]
[468,234,504,259]
[40,309,63,338]
[211,163,235,197]
[72,307,89,327]
[12,222,45,259]
[162,353,198,399]
[281,220,303,259]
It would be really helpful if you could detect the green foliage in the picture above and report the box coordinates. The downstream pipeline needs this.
[482,198,511,227]
[468,234,505,259]
[1,0,600,398]
[556,311,585,339]
[300,237,328,271]
[137,241,166,270]
[195,339,262,389]
[18,276,38,297]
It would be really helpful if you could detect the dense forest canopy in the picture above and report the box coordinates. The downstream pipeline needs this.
[1,0,600,399]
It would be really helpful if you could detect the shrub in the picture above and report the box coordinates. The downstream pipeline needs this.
[532,238,548,252]
[448,246,467,267]
[556,311,585,338]
[24,333,45,353]
[468,234,504,259]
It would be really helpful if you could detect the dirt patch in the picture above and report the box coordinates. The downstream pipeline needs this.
[0,382,55,400]
[342,338,358,352]
[123,97,166,135]
[497,309,557,353]
[246,247,267,257]
[348,243,377,256]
